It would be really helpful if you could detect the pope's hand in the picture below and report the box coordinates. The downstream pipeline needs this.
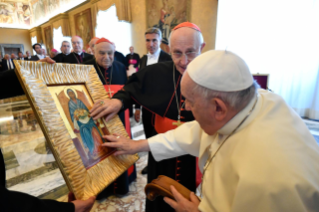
[90,99,122,122]
[164,186,200,212]
[102,134,150,156]
[72,196,96,212]
[37,57,56,64]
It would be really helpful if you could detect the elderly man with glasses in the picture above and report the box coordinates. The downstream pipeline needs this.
[89,22,205,212]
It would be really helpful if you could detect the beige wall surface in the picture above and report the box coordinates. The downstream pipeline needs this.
[131,0,147,56]
[0,28,33,53]
[191,0,218,53]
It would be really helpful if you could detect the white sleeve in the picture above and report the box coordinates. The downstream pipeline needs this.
[148,120,203,161]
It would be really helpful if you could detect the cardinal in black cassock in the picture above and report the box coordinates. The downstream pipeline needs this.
[111,22,205,212]
[83,37,136,198]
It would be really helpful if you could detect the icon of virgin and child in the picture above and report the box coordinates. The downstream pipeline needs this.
[54,87,112,169]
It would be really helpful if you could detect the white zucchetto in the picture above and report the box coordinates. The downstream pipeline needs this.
[187,50,253,92]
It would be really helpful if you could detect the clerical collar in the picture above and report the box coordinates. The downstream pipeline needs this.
[217,93,260,135]
[147,48,161,57]
[99,64,111,71]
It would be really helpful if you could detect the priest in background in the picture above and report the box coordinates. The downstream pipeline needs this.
[101,50,319,212]
[1,54,15,71]
[17,52,25,60]
[62,36,91,64]
[42,48,48,57]
[83,37,99,63]
[90,22,205,212]
[83,37,136,199]
[52,41,71,62]
[125,46,140,71]
[50,49,58,58]
[30,43,45,61]
[10,53,17,60]
[25,51,32,60]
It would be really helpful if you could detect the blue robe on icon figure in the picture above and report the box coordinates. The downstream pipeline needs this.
[67,89,103,158]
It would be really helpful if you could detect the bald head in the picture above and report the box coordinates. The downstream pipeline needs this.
[94,42,115,69]
[169,27,205,74]
[89,38,99,54]
[71,36,83,53]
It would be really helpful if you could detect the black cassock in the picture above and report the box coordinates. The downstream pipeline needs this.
[113,61,197,212]
[83,58,137,198]
[52,53,68,63]
[61,52,92,64]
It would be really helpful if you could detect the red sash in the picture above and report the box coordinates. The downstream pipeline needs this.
[129,59,137,65]
[154,114,202,187]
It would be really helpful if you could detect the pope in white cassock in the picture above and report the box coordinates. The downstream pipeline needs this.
[101,50,319,212]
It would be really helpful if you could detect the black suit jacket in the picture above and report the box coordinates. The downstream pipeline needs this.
[29,55,41,61]
[1,59,15,72]
[62,52,91,64]
[82,54,94,63]
[24,57,32,61]
[139,50,172,70]
[52,53,68,63]
[114,51,127,67]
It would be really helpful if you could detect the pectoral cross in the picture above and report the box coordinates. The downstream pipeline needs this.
[107,87,114,98]
[172,119,182,127]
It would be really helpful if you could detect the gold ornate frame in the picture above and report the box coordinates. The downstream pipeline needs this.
[14,60,139,200]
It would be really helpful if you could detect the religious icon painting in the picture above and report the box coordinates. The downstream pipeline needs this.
[48,85,114,169]
[74,8,94,49]
[13,60,139,200]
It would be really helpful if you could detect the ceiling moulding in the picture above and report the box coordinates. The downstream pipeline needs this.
[90,0,100,4]
[29,27,42,33]
[50,13,70,23]
[49,13,71,36]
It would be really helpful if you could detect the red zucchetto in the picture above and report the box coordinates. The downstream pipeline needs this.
[95,38,114,45]
[51,49,58,53]
[173,22,201,32]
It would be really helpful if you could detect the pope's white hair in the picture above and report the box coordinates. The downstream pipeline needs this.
[168,29,204,47]
[193,81,260,110]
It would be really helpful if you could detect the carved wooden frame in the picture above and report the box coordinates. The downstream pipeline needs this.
[14,60,139,200]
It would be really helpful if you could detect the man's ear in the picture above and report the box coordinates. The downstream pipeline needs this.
[200,42,206,52]
[211,98,228,121]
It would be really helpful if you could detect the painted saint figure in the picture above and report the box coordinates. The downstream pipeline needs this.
[67,89,104,159]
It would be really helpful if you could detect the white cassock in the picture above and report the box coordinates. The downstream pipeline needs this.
[148,89,319,212]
